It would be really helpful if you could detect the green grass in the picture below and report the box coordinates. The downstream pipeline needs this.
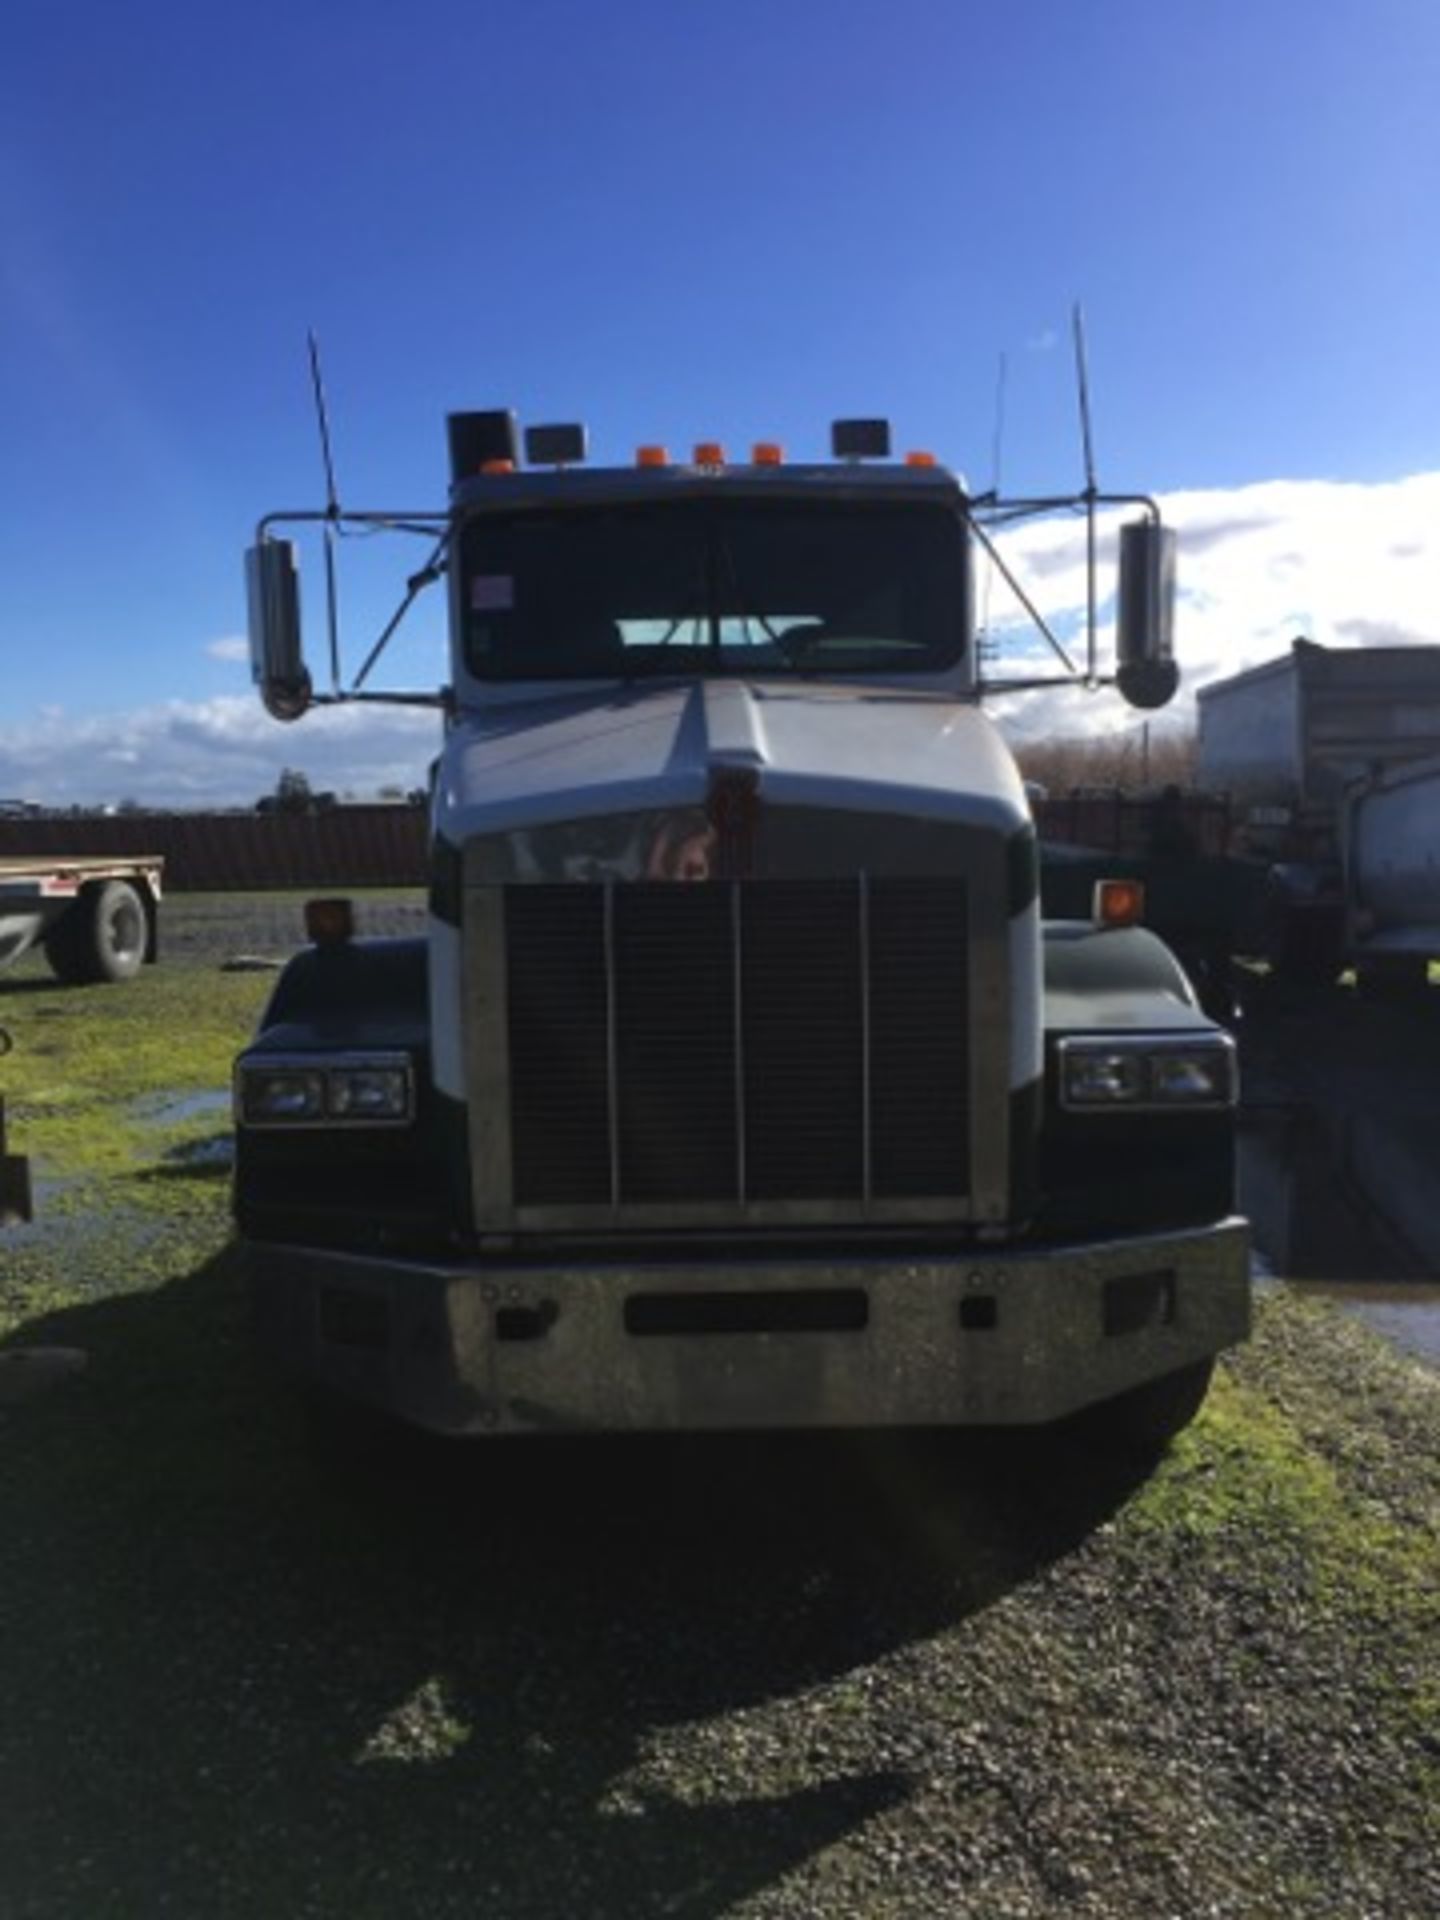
[1130,1346,1439,1625]
[2,963,271,1193]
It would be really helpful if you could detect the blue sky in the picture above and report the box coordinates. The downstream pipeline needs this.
[3,0,1438,803]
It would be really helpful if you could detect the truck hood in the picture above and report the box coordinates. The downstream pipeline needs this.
[436,679,1028,842]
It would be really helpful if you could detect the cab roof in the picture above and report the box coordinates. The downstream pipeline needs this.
[449,460,968,515]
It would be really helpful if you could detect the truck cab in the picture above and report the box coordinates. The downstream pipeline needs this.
[236,413,1248,1445]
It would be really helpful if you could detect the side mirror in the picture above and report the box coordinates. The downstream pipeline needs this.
[1115,520,1179,710]
[245,540,312,722]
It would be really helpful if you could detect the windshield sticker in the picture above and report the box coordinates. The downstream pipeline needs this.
[470,575,515,612]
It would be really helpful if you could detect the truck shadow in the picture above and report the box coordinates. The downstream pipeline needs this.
[0,1242,1155,1917]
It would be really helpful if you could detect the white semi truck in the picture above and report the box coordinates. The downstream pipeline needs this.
[236,412,1248,1447]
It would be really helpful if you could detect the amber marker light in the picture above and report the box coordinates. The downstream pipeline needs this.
[1094,878,1146,929]
[479,457,515,474]
[305,897,355,946]
[752,442,784,465]
[693,441,726,466]
[905,450,938,467]
[636,445,669,467]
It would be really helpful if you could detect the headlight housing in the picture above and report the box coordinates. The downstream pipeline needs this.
[235,1052,415,1129]
[1056,1033,1237,1112]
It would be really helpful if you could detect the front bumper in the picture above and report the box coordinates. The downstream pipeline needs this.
[244,1218,1250,1435]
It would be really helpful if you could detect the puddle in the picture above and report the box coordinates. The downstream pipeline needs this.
[131,1089,231,1128]
[2,1175,76,1248]
[1297,1284,1440,1367]
[1238,1108,1440,1368]
[155,1133,233,1173]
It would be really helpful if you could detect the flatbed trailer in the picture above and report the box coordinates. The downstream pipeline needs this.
[0,856,162,985]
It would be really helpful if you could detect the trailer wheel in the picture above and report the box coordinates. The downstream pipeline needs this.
[1078,1358,1215,1459]
[43,881,148,985]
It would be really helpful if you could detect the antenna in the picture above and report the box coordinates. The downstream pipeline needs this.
[307,330,343,696]
[977,351,1007,679]
[1071,302,1100,687]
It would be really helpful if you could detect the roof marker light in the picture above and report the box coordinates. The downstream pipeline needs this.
[905,450,938,468]
[693,441,726,467]
[636,445,669,467]
[479,457,515,475]
[752,442,784,466]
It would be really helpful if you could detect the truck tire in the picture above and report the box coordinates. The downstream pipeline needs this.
[1078,1358,1215,1459]
[44,880,148,985]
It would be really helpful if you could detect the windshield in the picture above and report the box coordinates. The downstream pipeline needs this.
[460,498,968,680]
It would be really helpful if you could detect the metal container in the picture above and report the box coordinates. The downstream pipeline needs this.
[1345,753,1440,956]
[1196,639,1440,809]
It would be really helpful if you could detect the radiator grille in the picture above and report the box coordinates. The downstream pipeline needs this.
[503,877,970,1212]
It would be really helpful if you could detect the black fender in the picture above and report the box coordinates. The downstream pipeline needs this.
[235,938,467,1255]
[1042,920,1210,1033]
[1033,922,1234,1239]
[251,935,430,1052]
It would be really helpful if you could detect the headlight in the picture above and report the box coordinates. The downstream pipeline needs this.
[1057,1034,1236,1112]
[239,1067,326,1125]
[327,1065,410,1120]
[235,1053,414,1128]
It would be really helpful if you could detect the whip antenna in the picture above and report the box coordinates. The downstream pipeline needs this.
[1072,302,1100,686]
[978,350,1008,672]
[307,329,343,695]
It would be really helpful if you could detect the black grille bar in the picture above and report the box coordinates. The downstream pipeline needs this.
[506,886,610,1206]
[869,877,971,1198]
[614,885,738,1201]
[503,877,970,1212]
[741,882,864,1201]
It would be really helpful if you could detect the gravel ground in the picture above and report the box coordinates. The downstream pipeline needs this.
[1,1273,1435,1920]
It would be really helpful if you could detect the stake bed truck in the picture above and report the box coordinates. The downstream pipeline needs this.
[0,857,160,984]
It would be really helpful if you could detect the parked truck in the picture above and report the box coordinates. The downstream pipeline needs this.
[1343,752,1440,986]
[235,411,1248,1448]
[1197,639,1440,984]
[1196,638,1440,821]
[0,857,161,984]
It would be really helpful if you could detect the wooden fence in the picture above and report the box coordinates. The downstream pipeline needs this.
[0,790,1234,891]
[0,808,428,892]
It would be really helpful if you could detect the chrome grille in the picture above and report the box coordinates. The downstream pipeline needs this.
[503,878,970,1213]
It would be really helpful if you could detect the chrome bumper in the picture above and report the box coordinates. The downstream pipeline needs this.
[244,1219,1250,1435]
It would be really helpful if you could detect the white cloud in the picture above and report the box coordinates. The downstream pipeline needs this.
[0,695,440,808]
[4,471,1438,804]
[982,470,1440,744]
[205,635,250,663]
